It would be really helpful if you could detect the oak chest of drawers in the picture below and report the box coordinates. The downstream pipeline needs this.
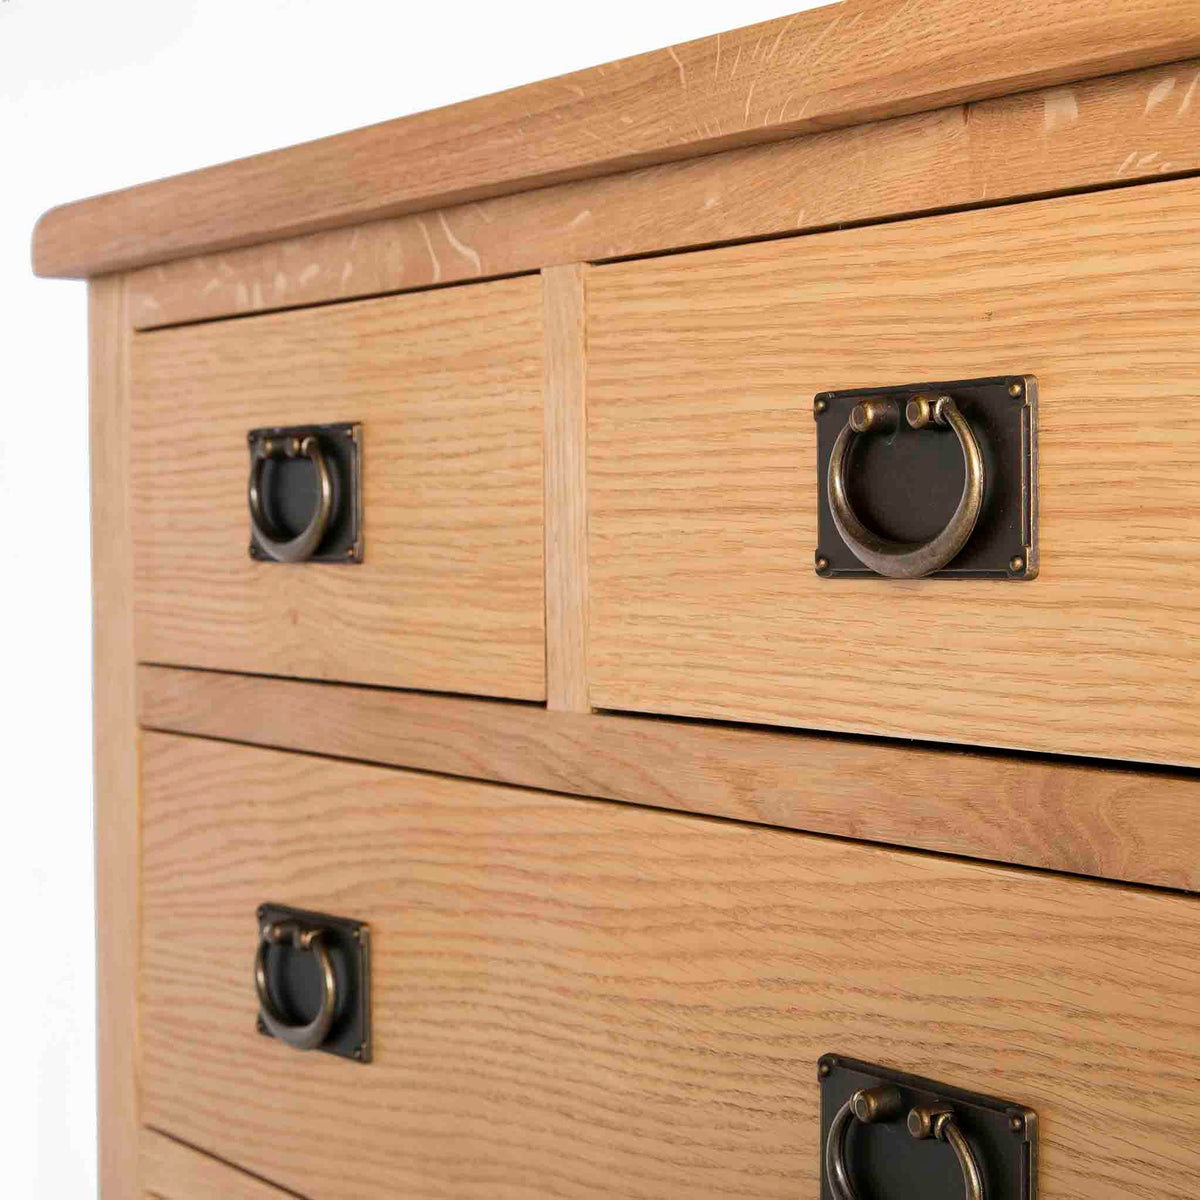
[35,2,1200,1197]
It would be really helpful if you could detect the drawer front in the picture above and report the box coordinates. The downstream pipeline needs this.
[142,732,1200,1198]
[132,276,545,700]
[587,178,1200,765]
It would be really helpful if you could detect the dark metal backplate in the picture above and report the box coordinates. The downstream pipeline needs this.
[247,422,363,563]
[255,903,371,1063]
[819,1055,1037,1200]
[814,376,1037,578]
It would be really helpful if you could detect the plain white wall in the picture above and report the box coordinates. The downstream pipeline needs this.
[1,0,824,1193]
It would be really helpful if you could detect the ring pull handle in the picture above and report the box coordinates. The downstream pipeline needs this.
[826,1089,986,1200]
[827,393,985,579]
[254,919,337,1051]
[248,433,334,563]
[908,1106,986,1200]
[825,1086,905,1200]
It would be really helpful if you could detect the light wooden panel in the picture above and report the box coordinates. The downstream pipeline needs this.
[142,733,1200,1199]
[90,275,141,1200]
[543,265,590,712]
[588,176,1200,766]
[138,665,1200,894]
[141,1129,298,1199]
[128,58,1200,330]
[131,276,545,699]
[33,0,1200,279]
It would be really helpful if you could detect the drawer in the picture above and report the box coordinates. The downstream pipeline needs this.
[142,732,1200,1199]
[131,275,545,699]
[587,178,1200,765]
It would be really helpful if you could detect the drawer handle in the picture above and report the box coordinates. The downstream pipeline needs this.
[908,1105,986,1200]
[825,1086,904,1200]
[828,394,984,579]
[254,919,337,1050]
[248,433,334,562]
[826,1087,985,1200]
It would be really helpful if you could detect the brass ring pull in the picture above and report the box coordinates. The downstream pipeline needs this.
[908,1106,985,1200]
[825,1086,904,1200]
[826,1090,984,1200]
[254,920,337,1051]
[828,394,984,579]
[248,434,334,562]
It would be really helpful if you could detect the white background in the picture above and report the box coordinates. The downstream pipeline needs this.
[0,0,821,1193]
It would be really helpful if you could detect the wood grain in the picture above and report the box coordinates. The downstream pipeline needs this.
[34,0,1200,279]
[131,276,546,699]
[127,58,1200,330]
[588,176,1200,767]
[138,665,1200,893]
[141,733,1200,1199]
[141,1129,297,1199]
[90,275,141,1200]
[543,265,590,712]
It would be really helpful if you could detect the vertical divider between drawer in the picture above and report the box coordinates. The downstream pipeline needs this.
[542,263,591,713]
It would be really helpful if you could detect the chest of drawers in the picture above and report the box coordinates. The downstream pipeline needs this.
[35,2,1200,1197]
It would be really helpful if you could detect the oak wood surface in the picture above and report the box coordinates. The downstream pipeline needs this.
[588,176,1200,766]
[127,58,1200,330]
[131,276,546,699]
[90,275,141,1200]
[141,1129,298,1199]
[141,732,1200,1199]
[34,0,1200,279]
[543,265,591,712]
[138,665,1200,896]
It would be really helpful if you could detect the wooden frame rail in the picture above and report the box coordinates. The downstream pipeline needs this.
[90,277,140,1199]
[139,665,1200,895]
[126,58,1200,330]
